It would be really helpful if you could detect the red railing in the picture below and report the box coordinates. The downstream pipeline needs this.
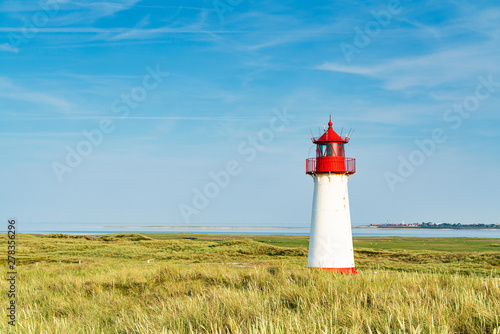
[306,157,356,174]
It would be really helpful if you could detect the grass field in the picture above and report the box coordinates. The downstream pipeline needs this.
[1,233,500,333]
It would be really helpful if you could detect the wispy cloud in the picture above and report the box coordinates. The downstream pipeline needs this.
[0,76,74,112]
[316,63,379,76]
[317,39,500,91]
[0,0,143,31]
[18,116,271,121]
[0,42,19,53]
[316,5,500,91]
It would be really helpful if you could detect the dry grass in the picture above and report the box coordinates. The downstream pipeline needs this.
[1,233,499,333]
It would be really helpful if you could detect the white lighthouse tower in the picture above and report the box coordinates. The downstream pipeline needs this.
[306,117,357,274]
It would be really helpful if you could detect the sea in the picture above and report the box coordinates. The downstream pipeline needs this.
[8,221,500,238]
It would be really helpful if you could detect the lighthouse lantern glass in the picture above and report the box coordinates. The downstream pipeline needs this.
[317,143,345,157]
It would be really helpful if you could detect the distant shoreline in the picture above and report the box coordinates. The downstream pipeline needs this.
[103,225,499,230]
[373,226,500,230]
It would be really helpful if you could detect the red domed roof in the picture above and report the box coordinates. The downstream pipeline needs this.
[312,118,349,143]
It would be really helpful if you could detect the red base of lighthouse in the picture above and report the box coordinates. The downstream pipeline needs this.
[309,267,358,274]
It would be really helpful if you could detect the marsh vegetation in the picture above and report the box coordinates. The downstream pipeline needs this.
[1,233,499,333]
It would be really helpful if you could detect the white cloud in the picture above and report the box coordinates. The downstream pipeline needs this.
[316,63,380,76]
[0,42,19,53]
[0,0,141,27]
[317,43,500,91]
[0,76,74,112]
[316,6,500,91]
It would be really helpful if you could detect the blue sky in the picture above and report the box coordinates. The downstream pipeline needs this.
[1,0,499,226]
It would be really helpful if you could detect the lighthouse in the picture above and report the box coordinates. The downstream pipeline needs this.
[306,117,357,274]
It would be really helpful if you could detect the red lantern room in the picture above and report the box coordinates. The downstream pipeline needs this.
[306,117,356,175]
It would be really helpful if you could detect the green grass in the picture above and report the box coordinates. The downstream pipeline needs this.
[354,236,500,253]
[141,233,500,252]
[1,233,500,333]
